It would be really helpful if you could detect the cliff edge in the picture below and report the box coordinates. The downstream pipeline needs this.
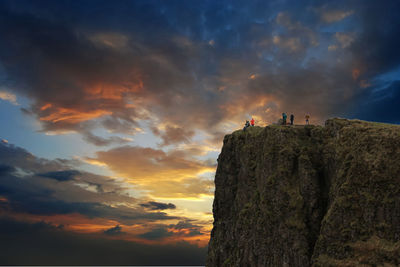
[207,118,400,266]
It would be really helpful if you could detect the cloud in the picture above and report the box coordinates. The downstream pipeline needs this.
[0,164,15,175]
[89,145,215,197]
[0,142,179,225]
[0,90,18,105]
[272,35,302,53]
[138,227,174,240]
[81,131,132,146]
[151,125,195,146]
[1,0,397,150]
[328,44,338,51]
[103,224,124,235]
[0,141,79,173]
[171,220,199,230]
[37,170,81,182]
[88,32,129,49]
[140,201,176,210]
[168,220,205,238]
[320,9,354,23]
[274,12,319,53]
[0,0,399,149]
[90,145,213,181]
[0,216,207,265]
[335,32,356,48]
[0,141,212,249]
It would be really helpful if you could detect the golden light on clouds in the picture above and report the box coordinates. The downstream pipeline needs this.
[40,107,112,124]
[249,74,257,80]
[0,90,18,105]
[40,103,52,111]
[91,146,213,182]
[86,81,143,100]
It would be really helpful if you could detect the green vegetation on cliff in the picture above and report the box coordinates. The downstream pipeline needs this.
[207,118,400,267]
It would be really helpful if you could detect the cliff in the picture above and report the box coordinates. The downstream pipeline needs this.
[207,118,400,266]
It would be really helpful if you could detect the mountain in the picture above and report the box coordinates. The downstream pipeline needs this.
[207,118,400,266]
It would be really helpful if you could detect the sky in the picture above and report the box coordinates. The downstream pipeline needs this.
[0,0,399,265]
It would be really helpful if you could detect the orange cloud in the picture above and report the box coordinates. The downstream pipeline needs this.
[40,107,112,124]
[40,103,52,111]
[86,81,143,101]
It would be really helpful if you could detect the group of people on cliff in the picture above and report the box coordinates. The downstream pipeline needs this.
[281,113,310,125]
[243,114,310,130]
[243,118,255,131]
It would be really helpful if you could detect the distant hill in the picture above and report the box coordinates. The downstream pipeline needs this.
[207,118,400,266]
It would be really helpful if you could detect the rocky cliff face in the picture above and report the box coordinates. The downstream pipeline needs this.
[207,118,400,266]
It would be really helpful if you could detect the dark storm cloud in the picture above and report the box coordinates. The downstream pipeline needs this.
[140,201,176,210]
[38,170,81,182]
[0,216,207,265]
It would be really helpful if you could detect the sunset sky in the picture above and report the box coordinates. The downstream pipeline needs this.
[0,0,399,265]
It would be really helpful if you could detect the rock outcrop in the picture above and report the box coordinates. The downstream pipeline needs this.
[207,118,400,266]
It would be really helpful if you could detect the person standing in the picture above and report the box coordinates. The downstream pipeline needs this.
[290,114,294,125]
[250,118,255,126]
[305,114,310,125]
[282,113,287,125]
[243,120,250,131]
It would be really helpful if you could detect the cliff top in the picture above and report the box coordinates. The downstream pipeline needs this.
[230,118,400,137]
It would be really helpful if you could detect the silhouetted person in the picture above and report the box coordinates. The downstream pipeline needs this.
[305,114,310,125]
[243,120,250,131]
[290,114,294,125]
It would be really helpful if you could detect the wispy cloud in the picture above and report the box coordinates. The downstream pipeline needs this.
[0,90,18,105]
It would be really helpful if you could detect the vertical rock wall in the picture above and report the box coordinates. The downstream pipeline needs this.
[207,119,400,266]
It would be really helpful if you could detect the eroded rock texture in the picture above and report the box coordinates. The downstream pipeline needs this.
[207,119,400,266]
